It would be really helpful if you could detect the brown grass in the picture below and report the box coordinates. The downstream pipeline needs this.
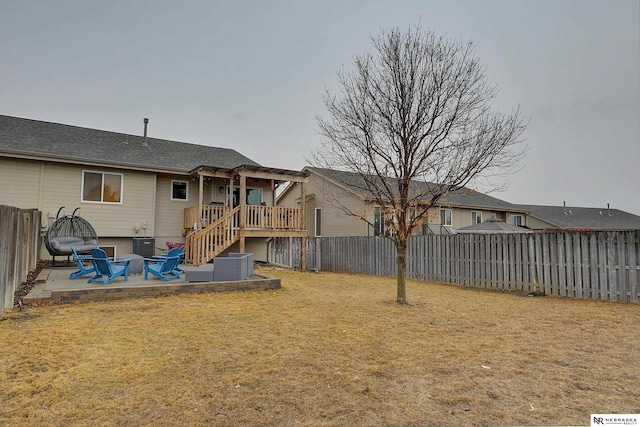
[1,267,639,426]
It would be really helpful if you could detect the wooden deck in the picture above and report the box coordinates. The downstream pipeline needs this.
[184,205,307,266]
[184,164,310,267]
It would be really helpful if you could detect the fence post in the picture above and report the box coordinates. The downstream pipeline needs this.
[315,238,321,271]
[629,231,639,303]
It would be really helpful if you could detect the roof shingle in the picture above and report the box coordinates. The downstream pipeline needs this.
[0,115,260,172]
[306,167,525,211]
[515,204,640,230]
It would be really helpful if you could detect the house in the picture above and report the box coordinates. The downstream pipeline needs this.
[277,167,530,237]
[0,115,308,264]
[514,203,640,232]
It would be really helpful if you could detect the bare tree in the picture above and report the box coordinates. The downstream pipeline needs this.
[311,26,527,304]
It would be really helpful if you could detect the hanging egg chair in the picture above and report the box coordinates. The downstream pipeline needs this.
[44,207,99,265]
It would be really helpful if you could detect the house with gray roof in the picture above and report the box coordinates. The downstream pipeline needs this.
[277,166,530,237]
[515,203,640,231]
[0,115,308,264]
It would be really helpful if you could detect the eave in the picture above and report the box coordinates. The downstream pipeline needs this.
[190,164,309,184]
[0,150,189,175]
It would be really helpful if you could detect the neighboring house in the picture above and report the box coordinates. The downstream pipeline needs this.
[277,167,530,237]
[0,115,308,264]
[514,204,640,232]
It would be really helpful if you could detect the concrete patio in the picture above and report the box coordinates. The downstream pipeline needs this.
[23,263,281,305]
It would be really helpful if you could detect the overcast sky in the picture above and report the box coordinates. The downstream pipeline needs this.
[1,0,639,214]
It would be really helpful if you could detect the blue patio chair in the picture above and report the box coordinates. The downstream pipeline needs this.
[143,254,182,281]
[152,245,186,275]
[88,248,130,285]
[69,246,96,279]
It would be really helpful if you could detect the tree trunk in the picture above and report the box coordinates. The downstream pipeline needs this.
[396,239,407,304]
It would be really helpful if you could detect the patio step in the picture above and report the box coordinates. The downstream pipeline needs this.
[23,269,53,304]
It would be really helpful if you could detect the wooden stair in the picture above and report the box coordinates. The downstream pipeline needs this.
[185,206,240,266]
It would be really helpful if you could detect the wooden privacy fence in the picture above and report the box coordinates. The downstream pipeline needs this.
[0,205,41,312]
[268,237,319,271]
[268,231,640,303]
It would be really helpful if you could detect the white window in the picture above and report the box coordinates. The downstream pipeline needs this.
[511,215,523,227]
[408,207,416,223]
[374,205,383,236]
[314,208,322,237]
[373,205,392,237]
[171,180,188,201]
[472,211,482,224]
[82,171,123,203]
[440,208,452,226]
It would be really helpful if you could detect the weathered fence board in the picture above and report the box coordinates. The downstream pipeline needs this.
[269,231,640,303]
[0,205,41,313]
[628,231,639,303]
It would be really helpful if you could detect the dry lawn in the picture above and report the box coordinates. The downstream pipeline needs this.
[1,267,639,426]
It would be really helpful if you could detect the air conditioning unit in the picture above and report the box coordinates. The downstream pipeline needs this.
[132,238,155,258]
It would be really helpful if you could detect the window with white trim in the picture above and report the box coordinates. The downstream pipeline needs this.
[511,214,523,227]
[408,207,416,223]
[82,171,123,203]
[373,205,392,237]
[314,208,322,237]
[171,180,188,201]
[440,208,452,226]
[471,211,482,224]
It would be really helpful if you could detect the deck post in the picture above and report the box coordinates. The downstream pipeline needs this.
[300,180,306,269]
[240,174,246,229]
[198,173,204,229]
[239,174,246,253]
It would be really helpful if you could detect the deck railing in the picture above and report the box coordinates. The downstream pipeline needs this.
[185,205,302,231]
[245,206,302,230]
[184,205,303,265]
[184,205,230,230]
[186,207,240,266]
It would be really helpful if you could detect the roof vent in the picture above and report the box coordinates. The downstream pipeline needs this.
[142,118,149,147]
[607,203,612,216]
